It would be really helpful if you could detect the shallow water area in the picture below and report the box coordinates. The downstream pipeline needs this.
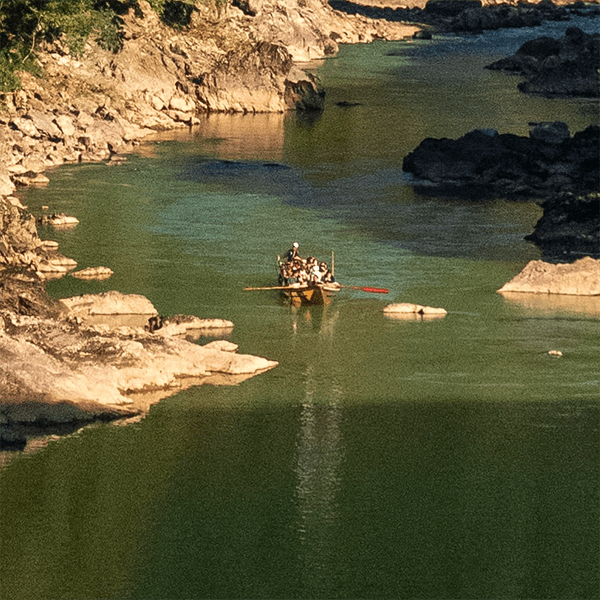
[1,17,599,600]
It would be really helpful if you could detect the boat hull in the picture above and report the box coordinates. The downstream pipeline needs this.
[282,284,339,306]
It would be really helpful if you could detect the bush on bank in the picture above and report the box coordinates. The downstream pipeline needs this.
[0,0,208,91]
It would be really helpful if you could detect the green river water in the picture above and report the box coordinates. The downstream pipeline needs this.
[1,19,599,600]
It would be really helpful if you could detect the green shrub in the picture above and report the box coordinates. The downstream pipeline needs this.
[0,0,128,90]
[0,0,229,91]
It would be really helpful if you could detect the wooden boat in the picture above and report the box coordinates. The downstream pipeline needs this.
[243,248,388,304]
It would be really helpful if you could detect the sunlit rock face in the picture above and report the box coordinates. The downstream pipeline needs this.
[497,257,600,296]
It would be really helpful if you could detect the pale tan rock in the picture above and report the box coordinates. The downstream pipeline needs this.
[10,117,40,138]
[0,316,277,422]
[155,315,234,338]
[28,109,63,139]
[54,114,77,137]
[420,305,448,316]
[498,257,600,296]
[70,266,114,280]
[384,302,422,313]
[40,213,79,227]
[6,196,26,210]
[169,95,196,112]
[0,165,16,196]
[38,239,60,251]
[383,303,447,318]
[60,291,158,317]
[203,340,239,353]
[0,332,133,406]
[36,255,78,273]
[13,172,51,187]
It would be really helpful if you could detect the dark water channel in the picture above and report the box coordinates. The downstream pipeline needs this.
[1,17,599,600]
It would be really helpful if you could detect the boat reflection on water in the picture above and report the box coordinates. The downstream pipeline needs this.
[289,302,339,336]
[286,298,345,594]
[295,362,344,594]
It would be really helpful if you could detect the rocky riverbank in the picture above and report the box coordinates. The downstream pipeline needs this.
[0,0,422,193]
[1,0,598,450]
[0,199,278,451]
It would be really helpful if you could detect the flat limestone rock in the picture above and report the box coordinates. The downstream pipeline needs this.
[204,340,239,353]
[0,325,278,427]
[383,303,447,318]
[39,213,79,227]
[155,315,234,338]
[498,257,600,296]
[60,291,158,316]
[70,266,114,280]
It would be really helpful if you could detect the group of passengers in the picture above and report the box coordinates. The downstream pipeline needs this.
[279,242,335,286]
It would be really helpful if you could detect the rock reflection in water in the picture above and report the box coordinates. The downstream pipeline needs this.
[499,291,600,317]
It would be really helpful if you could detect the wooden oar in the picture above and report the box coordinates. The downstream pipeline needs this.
[339,285,389,294]
[244,285,308,291]
[244,284,389,293]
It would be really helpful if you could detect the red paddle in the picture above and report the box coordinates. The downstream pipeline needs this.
[340,285,389,294]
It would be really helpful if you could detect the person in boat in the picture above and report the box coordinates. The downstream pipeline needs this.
[293,260,309,285]
[319,261,335,283]
[279,261,293,285]
[307,257,322,283]
[284,242,301,262]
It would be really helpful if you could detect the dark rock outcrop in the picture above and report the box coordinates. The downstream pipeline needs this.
[487,26,600,97]
[525,192,600,260]
[402,123,599,198]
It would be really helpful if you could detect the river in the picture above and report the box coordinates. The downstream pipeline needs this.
[1,17,599,600]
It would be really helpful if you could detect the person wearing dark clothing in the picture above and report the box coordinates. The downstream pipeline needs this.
[284,242,300,262]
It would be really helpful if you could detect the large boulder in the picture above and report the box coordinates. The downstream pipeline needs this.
[525,192,600,260]
[498,257,600,295]
[196,41,325,113]
[60,291,158,317]
[402,124,599,198]
[487,27,600,97]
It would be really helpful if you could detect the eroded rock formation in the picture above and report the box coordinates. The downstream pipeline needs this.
[486,26,600,97]
[498,256,600,295]
[402,123,599,198]
[525,192,600,260]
